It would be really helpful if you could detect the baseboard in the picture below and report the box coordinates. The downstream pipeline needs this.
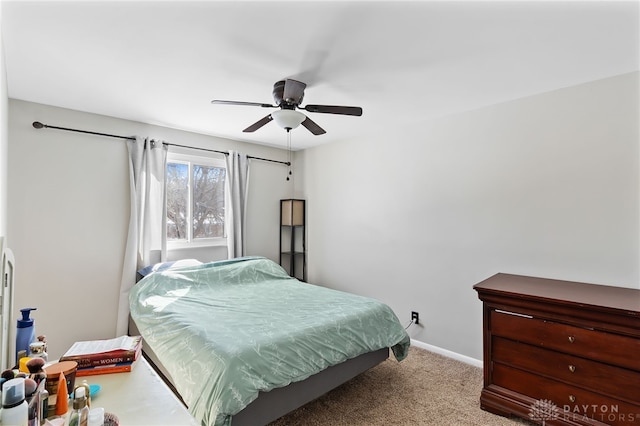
[410,339,483,368]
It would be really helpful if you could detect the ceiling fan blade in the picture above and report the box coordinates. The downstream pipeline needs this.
[301,116,326,135]
[302,104,363,116]
[243,114,273,133]
[283,79,307,104]
[212,100,276,108]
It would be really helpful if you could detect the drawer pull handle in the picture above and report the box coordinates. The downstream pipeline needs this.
[568,365,576,373]
[569,395,576,403]
[568,336,575,343]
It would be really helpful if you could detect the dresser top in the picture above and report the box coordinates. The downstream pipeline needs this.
[474,273,640,314]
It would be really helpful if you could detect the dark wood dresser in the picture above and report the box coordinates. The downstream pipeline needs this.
[474,273,640,425]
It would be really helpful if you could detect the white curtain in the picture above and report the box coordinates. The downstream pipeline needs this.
[225,151,250,259]
[116,137,168,336]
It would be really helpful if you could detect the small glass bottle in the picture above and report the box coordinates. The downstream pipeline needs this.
[69,386,89,426]
[79,380,91,408]
[39,386,49,424]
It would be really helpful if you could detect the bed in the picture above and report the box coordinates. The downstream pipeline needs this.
[129,256,410,426]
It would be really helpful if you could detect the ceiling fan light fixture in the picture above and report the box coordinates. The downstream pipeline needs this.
[271,109,305,130]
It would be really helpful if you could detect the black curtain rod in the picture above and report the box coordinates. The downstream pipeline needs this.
[32,121,291,166]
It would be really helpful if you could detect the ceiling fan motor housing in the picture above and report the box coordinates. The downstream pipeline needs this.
[273,80,304,107]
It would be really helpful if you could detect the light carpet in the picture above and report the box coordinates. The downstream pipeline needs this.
[270,346,531,425]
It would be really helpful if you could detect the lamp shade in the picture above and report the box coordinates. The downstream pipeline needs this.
[271,109,305,130]
[281,199,305,226]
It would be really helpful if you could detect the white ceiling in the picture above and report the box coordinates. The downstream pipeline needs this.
[2,1,639,150]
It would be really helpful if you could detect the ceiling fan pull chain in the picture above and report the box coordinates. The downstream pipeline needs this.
[286,130,292,181]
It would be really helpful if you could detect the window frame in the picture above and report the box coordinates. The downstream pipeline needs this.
[166,151,228,250]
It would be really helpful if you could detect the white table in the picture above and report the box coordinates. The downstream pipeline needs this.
[82,356,198,425]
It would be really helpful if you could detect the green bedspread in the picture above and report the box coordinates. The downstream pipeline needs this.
[129,257,410,426]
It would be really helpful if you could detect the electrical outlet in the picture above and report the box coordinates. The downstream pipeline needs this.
[411,311,420,325]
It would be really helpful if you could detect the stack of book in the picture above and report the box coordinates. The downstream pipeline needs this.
[59,335,143,377]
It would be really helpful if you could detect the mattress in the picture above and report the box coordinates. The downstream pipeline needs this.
[129,256,410,426]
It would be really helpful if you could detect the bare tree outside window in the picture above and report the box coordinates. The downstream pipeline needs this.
[166,163,188,239]
[192,165,226,238]
[166,160,226,242]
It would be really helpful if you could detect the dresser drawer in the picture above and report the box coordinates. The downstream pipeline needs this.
[491,309,640,371]
[492,336,640,403]
[493,364,640,425]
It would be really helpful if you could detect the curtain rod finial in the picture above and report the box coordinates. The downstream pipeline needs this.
[32,121,44,129]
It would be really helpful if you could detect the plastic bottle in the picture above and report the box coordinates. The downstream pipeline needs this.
[69,386,89,426]
[28,341,48,362]
[88,407,104,426]
[1,377,29,426]
[16,308,37,365]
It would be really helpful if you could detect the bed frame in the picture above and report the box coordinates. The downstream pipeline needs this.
[129,318,389,425]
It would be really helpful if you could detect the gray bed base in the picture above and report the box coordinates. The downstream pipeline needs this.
[129,318,389,425]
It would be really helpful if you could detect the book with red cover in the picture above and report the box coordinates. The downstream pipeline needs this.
[76,360,137,377]
[59,335,142,369]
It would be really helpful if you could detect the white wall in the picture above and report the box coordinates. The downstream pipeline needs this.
[7,99,293,359]
[0,2,8,236]
[297,72,640,361]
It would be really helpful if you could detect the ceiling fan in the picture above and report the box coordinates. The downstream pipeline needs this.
[211,79,363,135]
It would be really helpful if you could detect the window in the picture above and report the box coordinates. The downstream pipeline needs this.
[166,152,227,246]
